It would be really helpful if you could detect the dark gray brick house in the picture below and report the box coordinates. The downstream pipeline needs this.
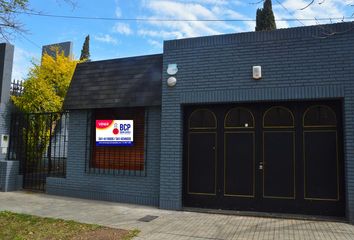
[45,21,354,223]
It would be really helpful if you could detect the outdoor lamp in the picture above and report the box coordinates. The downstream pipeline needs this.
[167,76,177,87]
[167,63,178,87]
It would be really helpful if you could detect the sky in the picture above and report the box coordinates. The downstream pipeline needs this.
[10,0,354,81]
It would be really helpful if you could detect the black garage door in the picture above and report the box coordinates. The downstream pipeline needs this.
[183,100,345,217]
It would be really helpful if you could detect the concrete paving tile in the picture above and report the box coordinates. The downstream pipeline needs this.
[0,192,353,240]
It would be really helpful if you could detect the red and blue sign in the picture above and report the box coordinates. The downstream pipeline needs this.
[96,120,134,146]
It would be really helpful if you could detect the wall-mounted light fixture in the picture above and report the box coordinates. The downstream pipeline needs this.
[167,76,177,87]
[253,66,262,80]
[167,63,178,87]
[167,64,178,75]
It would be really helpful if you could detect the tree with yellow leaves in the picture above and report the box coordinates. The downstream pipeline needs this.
[11,48,80,170]
[12,48,79,113]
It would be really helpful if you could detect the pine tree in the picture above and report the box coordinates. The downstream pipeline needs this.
[255,0,276,31]
[80,35,90,61]
[256,8,263,31]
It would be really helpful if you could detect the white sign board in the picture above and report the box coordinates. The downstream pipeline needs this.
[96,120,133,146]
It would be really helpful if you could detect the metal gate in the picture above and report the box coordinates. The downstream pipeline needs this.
[8,112,68,191]
[183,100,345,217]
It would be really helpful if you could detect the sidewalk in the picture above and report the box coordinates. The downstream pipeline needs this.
[0,191,353,240]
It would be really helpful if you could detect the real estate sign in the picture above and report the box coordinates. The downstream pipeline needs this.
[96,120,133,146]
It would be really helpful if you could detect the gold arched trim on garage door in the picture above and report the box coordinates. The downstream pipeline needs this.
[189,109,217,130]
[263,106,295,128]
[224,107,255,129]
[303,105,337,128]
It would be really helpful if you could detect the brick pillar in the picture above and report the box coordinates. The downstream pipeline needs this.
[0,43,20,192]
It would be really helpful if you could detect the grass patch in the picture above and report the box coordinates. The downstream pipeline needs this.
[122,229,140,240]
[0,211,138,240]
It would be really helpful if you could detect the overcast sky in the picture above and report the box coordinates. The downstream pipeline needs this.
[11,0,354,81]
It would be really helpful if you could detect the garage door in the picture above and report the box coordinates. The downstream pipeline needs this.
[183,100,345,217]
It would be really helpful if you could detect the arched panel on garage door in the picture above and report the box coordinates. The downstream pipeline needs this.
[263,106,295,200]
[303,105,339,201]
[224,108,255,198]
[189,109,217,130]
[187,109,217,196]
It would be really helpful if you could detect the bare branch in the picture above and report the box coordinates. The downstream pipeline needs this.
[312,22,354,39]
[56,0,77,10]
[0,28,10,43]
[248,0,264,5]
[0,0,78,41]
[299,0,315,10]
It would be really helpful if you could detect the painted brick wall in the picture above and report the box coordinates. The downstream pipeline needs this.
[0,43,17,191]
[0,103,11,161]
[160,22,354,223]
[0,96,18,192]
[47,106,161,206]
[0,43,13,161]
[0,160,20,191]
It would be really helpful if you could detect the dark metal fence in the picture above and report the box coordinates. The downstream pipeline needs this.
[10,80,24,96]
[8,112,69,191]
